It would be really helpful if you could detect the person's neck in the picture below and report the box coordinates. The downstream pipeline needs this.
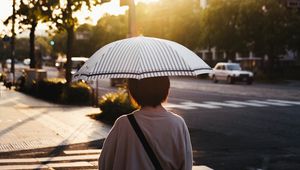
[141,105,166,112]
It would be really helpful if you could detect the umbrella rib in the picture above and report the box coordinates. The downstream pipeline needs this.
[140,38,154,76]
[75,68,211,77]
[153,39,174,73]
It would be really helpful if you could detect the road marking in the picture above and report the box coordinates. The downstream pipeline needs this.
[226,101,267,107]
[0,158,38,163]
[0,164,49,170]
[46,161,94,168]
[64,149,101,155]
[0,154,99,163]
[0,149,213,170]
[35,154,99,162]
[193,166,214,170]
[165,99,300,110]
[0,162,93,170]
[248,100,291,106]
[203,101,245,108]
[182,101,222,109]
[164,103,197,110]
[267,99,300,105]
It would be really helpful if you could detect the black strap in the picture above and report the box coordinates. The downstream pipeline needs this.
[127,114,163,170]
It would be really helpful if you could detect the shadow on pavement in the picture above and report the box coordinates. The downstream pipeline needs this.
[0,139,105,159]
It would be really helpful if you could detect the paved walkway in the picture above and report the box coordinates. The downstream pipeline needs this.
[0,149,212,170]
[0,82,111,152]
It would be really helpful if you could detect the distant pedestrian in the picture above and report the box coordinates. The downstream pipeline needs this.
[4,72,13,90]
[99,77,193,170]
[16,70,26,91]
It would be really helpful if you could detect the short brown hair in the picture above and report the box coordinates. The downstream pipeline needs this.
[128,77,170,107]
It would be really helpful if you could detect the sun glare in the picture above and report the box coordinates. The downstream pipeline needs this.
[0,0,160,36]
[76,0,159,25]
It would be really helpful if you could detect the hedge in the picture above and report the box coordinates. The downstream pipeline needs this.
[22,78,93,105]
[96,90,139,124]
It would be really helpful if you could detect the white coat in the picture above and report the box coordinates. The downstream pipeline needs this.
[99,107,193,170]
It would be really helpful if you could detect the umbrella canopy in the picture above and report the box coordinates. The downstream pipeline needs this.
[73,36,211,80]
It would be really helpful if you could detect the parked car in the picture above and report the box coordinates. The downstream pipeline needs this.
[55,57,88,74]
[23,58,30,65]
[209,62,254,84]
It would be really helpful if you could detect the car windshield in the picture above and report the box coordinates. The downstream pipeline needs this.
[227,64,241,70]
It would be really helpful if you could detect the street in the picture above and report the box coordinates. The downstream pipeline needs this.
[0,69,300,169]
[166,78,300,170]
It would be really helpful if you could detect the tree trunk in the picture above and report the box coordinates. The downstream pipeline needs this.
[65,27,74,84]
[29,22,37,68]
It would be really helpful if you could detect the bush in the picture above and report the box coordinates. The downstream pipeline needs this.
[0,73,6,82]
[98,90,139,124]
[33,79,65,102]
[61,81,93,105]
[22,78,93,105]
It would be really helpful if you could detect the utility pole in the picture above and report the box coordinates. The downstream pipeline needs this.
[10,0,16,83]
[128,0,137,37]
[120,0,137,37]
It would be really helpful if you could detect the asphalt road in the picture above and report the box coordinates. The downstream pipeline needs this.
[165,78,300,170]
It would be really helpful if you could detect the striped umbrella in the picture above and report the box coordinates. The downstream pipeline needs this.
[73,36,211,80]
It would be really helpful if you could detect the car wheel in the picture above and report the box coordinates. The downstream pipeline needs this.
[227,76,235,84]
[212,75,218,83]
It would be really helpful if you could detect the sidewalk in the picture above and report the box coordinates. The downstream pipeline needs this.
[0,82,111,152]
[0,148,212,170]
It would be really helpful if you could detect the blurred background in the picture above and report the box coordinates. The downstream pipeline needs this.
[1,0,300,82]
[1,1,300,170]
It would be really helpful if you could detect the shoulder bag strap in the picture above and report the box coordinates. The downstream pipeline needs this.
[127,114,163,170]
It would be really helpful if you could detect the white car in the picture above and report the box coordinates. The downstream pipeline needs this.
[209,62,254,84]
[23,58,30,65]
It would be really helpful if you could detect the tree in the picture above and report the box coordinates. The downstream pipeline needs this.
[199,0,243,60]
[51,14,127,59]
[236,0,296,74]
[199,0,300,66]
[6,0,55,68]
[50,0,110,84]
[92,14,127,49]
[135,0,201,50]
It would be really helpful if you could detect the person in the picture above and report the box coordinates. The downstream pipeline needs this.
[16,70,26,91]
[4,72,13,90]
[98,76,193,170]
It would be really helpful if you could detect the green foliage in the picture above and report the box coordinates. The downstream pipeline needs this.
[49,0,109,84]
[61,81,93,105]
[98,90,139,123]
[0,73,6,82]
[1,37,53,61]
[199,0,300,62]
[14,0,55,68]
[93,14,128,49]
[136,0,201,49]
[200,0,243,58]
[31,78,65,102]
[52,15,127,57]
[24,78,92,105]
